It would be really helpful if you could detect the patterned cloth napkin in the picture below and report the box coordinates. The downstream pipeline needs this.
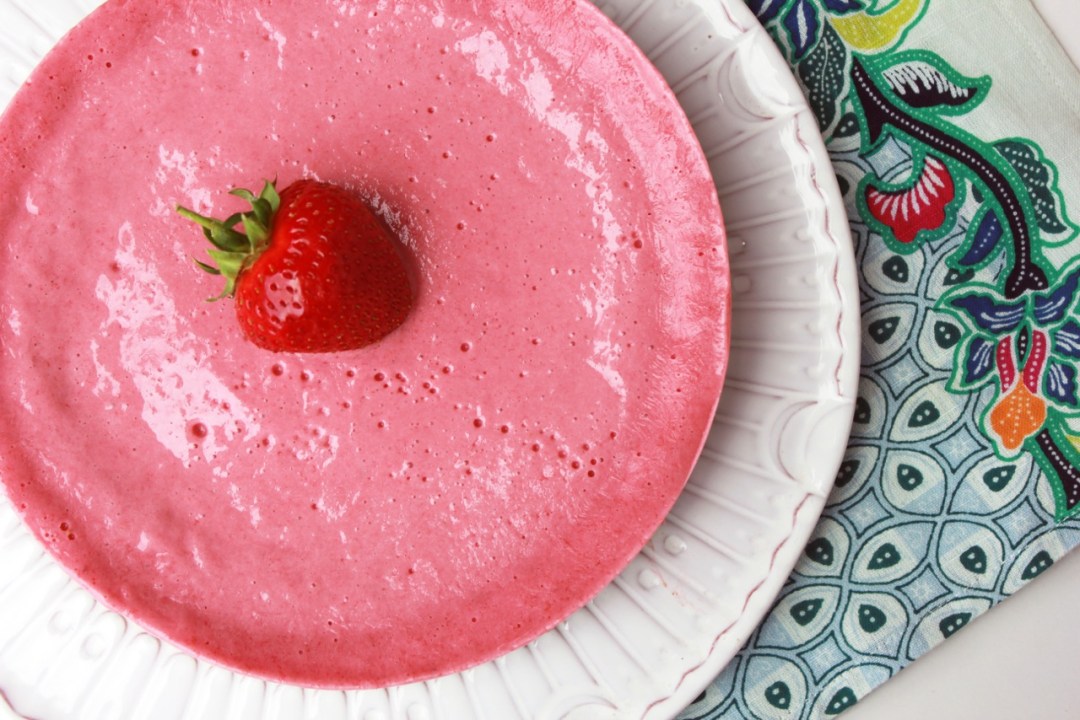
[678,0,1080,717]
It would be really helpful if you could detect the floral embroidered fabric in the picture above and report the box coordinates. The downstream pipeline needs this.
[680,1,1080,717]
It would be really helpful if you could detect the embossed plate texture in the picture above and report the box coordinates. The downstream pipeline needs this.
[0,0,858,718]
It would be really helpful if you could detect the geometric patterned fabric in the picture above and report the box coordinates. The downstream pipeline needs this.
[680,1,1080,716]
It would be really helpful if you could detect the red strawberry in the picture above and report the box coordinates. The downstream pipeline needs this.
[178,179,412,353]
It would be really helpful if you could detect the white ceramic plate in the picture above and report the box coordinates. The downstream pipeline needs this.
[0,1,859,718]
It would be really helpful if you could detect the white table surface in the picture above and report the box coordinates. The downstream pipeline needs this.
[2,3,1079,720]
[849,0,1080,717]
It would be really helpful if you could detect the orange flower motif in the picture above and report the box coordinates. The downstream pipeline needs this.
[988,330,1048,452]
[989,382,1047,451]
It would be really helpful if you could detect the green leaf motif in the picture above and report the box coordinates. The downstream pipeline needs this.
[825,687,858,716]
[960,545,988,574]
[868,543,902,570]
[994,139,1078,240]
[897,463,924,491]
[797,20,848,133]
[791,597,825,626]
[939,611,971,638]
[765,681,792,710]
[858,603,888,633]
[907,400,941,428]
[806,538,835,566]
[1021,550,1054,581]
[934,321,961,350]
[869,317,900,345]
[883,255,909,283]
[982,465,1015,492]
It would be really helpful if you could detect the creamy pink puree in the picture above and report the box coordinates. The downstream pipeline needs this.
[0,0,728,688]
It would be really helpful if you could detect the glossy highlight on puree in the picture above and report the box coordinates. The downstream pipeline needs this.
[0,0,729,688]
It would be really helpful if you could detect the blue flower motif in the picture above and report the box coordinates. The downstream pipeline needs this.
[942,260,1080,442]
[949,293,1026,334]
[1034,266,1080,324]
[1055,320,1080,358]
[962,336,995,386]
[747,0,791,22]
[1046,363,1078,406]
[783,0,821,59]
[747,0,865,60]
[822,0,864,12]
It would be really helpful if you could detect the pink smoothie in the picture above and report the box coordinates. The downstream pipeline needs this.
[0,0,728,688]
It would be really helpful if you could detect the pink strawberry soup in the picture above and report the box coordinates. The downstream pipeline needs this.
[0,0,728,688]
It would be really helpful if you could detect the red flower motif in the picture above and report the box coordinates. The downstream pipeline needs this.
[865,155,955,244]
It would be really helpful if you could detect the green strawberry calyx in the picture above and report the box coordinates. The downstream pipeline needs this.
[176,180,281,300]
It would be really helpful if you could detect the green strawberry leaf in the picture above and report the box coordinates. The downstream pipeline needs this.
[178,180,280,300]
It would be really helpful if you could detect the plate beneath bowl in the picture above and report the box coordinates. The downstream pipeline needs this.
[0,0,858,718]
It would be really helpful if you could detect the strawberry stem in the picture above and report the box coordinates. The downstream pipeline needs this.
[177,180,281,300]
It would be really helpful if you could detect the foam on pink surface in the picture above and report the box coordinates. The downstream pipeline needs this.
[0,0,728,687]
